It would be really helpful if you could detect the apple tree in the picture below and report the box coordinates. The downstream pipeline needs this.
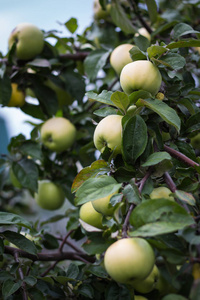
[0,0,200,299]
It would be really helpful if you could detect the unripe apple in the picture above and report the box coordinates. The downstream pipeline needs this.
[8,23,44,60]
[132,264,160,294]
[120,60,162,96]
[40,117,76,153]
[8,83,25,107]
[190,133,200,150]
[35,180,65,210]
[104,238,155,284]
[110,44,134,75]
[92,191,118,216]
[135,27,151,41]
[79,201,104,229]
[150,187,174,201]
[93,115,123,155]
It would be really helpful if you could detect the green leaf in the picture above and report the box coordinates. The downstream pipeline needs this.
[93,106,117,117]
[172,23,199,39]
[129,199,195,237]
[26,58,51,68]
[105,283,131,300]
[175,190,196,206]
[147,45,168,58]
[66,263,79,280]
[78,284,94,299]
[74,175,122,206]
[2,231,37,255]
[2,279,22,298]
[162,295,188,300]
[0,237,4,255]
[145,0,158,24]
[136,98,181,131]
[71,160,109,193]
[24,276,37,287]
[167,39,200,49]
[82,236,112,255]
[110,91,130,112]
[21,102,45,120]
[153,53,186,70]
[62,70,85,102]
[13,157,38,192]
[86,90,113,106]
[65,17,78,33]
[110,2,136,34]
[84,49,111,81]
[87,265,108,278]
[142,152,172,167]
[0,212,33,229]
[122,115,148,164]
[122,180,141,205]
[128,90,152,105]
[0,74,12,106]
[129,46,147,61]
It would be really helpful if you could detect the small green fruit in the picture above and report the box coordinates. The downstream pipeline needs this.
[79,201,104,229]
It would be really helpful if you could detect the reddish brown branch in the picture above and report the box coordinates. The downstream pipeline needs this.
[164,172,177,193]
[164,145,199,168]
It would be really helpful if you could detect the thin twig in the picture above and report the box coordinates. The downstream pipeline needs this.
[164,172,177,193]
[14,251,28,300]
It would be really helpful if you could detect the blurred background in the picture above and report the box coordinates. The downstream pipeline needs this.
[0,0,94,153]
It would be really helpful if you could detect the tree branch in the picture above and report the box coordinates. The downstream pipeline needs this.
[4,246,95,264]
[164,145,199,168]
[164,172,177,193]
[128,0,153,33]
[14,251,28,300]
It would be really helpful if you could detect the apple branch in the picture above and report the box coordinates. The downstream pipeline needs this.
[122,169,152,237]
[14,250,28,300]
[4,246,95,264]
[164,172,176,193]
[164,145,199,168]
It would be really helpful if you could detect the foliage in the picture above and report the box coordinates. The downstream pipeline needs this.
[0,0,200,299]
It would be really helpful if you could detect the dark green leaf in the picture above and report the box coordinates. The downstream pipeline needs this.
[110,2,136,34]
[129,46,147,61]
[175,190,196,206]
[122,180,141,205]
[154,53,186,70]
[82,236,112,255]
[0,212,33,229]
[0,74,12,106]
[136,98,181,131]
[13,157,38,192]
[66,263,79,280]
[24,276,37,287]
[78,284,94,299]
[122,115,148,164]
[2,279,22,298]
[62,70,85,102]
[172,23,199,39]
[105,283,131,300]
[2,231,37,255]
[84,49,111,81]
[129,90,152,105]
[145,0,158,24]
[167,39,200,49]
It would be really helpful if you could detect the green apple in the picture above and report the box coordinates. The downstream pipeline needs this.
[135,27,151,41]
[110,44,134,75]
[134,296,148,300]
[40,117,76,153]
[120,60,162,96]
[8,83,25,107]
[8,23,44,60]
[93,115,123,155]
[35,180,65,210]
[93,0,111,21]
[132,264,160,294]
[126,105,137,116]
[190,133,200,150]
[104,238,155,284]
[92,191,118,216]
[150,187,174,201]
[79,201,104,229]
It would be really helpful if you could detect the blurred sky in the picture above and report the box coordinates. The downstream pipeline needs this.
[0,0,94,144]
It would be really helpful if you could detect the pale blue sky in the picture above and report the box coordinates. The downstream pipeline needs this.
[0,0,94,143]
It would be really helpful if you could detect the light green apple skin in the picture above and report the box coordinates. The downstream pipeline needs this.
[41,117,76,153]
[35,180,65,211]
[150,187,174,201]
[8,23,44,60]
[93,115,123,155]
[132,264,160,294]
[135,27,151,41]
[190,133,200,150]
[79,201,104,229]
[104,238,155,284]
[120,60,162,96]
[110,44,134,75]
[92,191,118,216]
